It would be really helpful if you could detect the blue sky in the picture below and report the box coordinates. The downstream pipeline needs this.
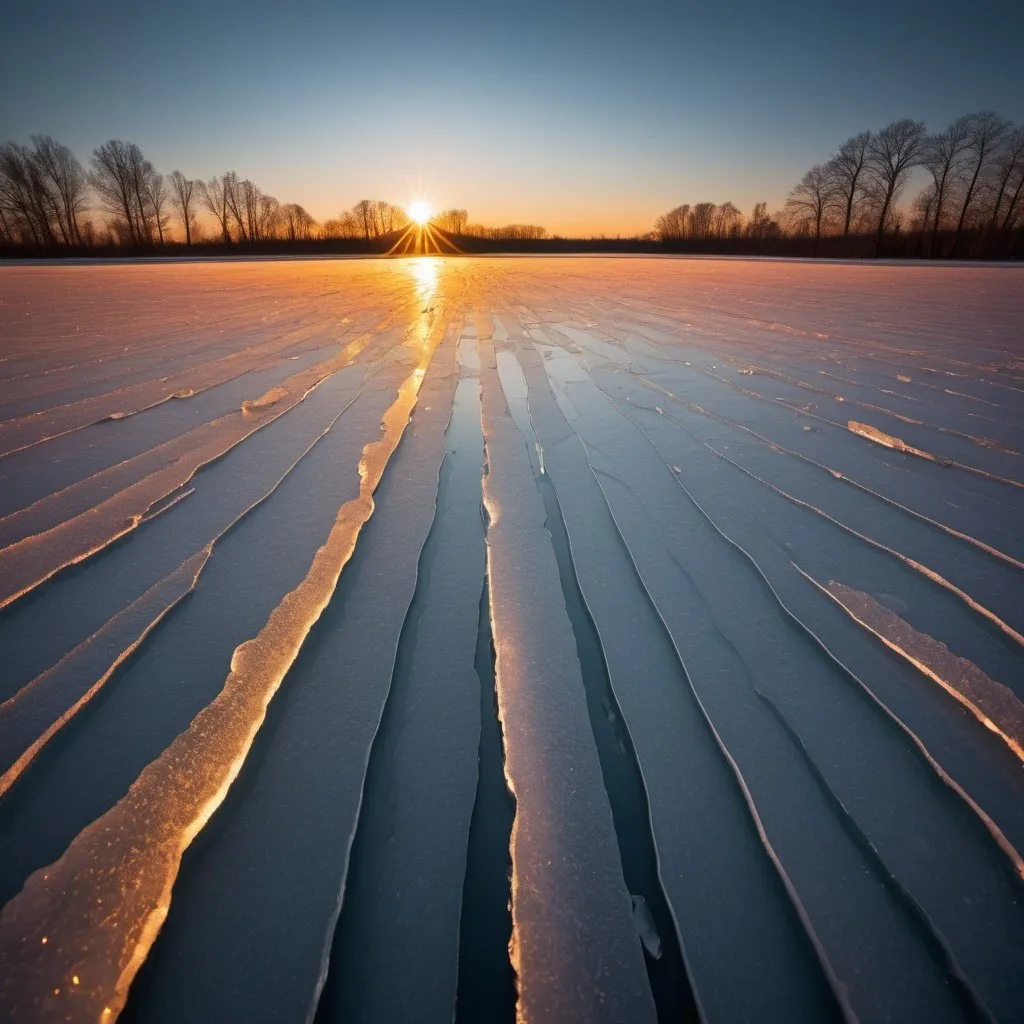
[3,0,1022,234]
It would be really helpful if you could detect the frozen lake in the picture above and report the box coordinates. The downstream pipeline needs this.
[0,256,1022,1023]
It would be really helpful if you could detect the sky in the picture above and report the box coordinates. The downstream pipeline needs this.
[3,0,1023,236]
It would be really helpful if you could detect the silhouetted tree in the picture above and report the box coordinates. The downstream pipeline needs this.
[921,119,970,256]
[434,208,468,234]
[256,193,280,240]
[655,204,690,241]
[235,179,278,240]
[281,202,316,240]
[322,210,361,239]
[0,142,56,246]
[865,120,925,254]
[986,127,1024,231]
[745,202,771,239]
[223,172,248,241]
[951,112,1011,255]
[198,174,232,244]
[342,199,407,239]
[90,140,155,246]
[465,223,548,240]
[30,135,86,245]
[785,164,838,255]
[169,170,197,245]
[911,187,937,255]
[825,132,871,237]
[712,201,742,238]
[353,199,374,241]
[988,127,1024,232]
[145,170,170,245]
[371,200,405,235]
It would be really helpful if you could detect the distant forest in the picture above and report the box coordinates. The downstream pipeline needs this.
[656,114,1023,260]
[1,112,1022,259]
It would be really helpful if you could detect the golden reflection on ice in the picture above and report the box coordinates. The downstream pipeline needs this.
[401,258,441,355]
[0,552,210,799]
[477,336,657,1023]
[0,271,448,1023]
[824,581,1024,765]
[408,257,438,299]
[796,565,1024,882]
[0,336,376,612]
[6,258,1023,1021]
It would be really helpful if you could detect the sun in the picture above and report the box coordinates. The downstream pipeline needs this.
[407,200,433,225]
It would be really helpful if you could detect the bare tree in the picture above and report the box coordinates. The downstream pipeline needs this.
[127,146,157,245]
[321,210,361,239]
[370,200,393,235]
[90,140,154,246]
[341,210,362,238]
[145,170,170,244]
[169,170,197,245]
[222,172,247,242]
[281,202,316,240]
[198,174,232,243]
[951,112,1011,254]
[825,132,871,238]
[712,201,742,238]
[745,202,771,239]
[236,179,275,240]
[0,205,14,244]
[690,202,716,240]
[921,119,971,256]
[434,208,468,234]
[984,126,1024,231]
[655,204,690,242]
[239,179,254,239]
[30,136,86,245]
[465,223,547,240]
[241,179,259,240]
[0,143,56,246]
[911,187,937,255]
[865,120,925,254]
[353,199,374,241]
[323,210,363,239]
[785,164,839,255]
[255,192,280,240]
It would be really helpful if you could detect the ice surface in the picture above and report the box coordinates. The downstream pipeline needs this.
[0,257,1021,1024]
[318,333,484,1022]
[511,338,851,1021]
[0,299,442,1020]
[118,321,460,1024]
[481,336,656,1023]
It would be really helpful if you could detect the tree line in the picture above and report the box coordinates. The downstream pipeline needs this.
[654,112,1023,259]
[3,121,1022,258]
[655,201,781,244]
[0,136,550,254]
[0,137,319,250]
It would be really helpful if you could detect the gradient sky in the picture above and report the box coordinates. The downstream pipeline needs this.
[3,0,1022,236]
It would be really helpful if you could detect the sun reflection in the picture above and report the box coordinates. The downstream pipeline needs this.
[406,257,439,350]
[409,257,438,297]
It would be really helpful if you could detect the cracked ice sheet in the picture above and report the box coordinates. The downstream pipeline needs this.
[319,332,486,1022]
[0,308,452,1024]
[536,341,1024,1022]
[479,337,656,1024]
[510,341,846,1023]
